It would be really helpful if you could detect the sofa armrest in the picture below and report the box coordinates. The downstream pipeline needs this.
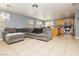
[2,31,9,41]
[46,30,52,40]
[43,28,52,41]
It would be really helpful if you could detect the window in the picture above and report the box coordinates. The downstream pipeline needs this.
[28,20,34,28]
[36,20,43,28]
[0,16,5,30]
[45,21,54,27]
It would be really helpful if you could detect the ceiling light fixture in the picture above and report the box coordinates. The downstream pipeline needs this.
[32,4,38,8]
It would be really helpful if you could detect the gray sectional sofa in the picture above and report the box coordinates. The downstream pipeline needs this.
[24,27,52,41]
[2,27,52,44]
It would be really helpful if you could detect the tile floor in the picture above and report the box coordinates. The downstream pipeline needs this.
[0,35,79,56]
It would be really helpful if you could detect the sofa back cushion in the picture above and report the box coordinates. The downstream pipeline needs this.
[5,28,16,33]
[42,27,51,33]
[26,28,34,33]
[16,28,27,32]
[42,27,46,33]
[14,28,33,33]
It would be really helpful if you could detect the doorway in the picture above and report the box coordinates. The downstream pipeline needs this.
[55,18,74,36]
[64,18,74,35]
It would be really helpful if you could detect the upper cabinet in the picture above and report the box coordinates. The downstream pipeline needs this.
[56,19,64,26]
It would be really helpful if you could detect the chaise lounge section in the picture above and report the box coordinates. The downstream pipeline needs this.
[2,28,25,44]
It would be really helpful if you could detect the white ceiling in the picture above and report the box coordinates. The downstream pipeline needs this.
[0,3,76,21]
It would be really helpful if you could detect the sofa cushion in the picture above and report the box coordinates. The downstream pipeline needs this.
[26,32,47,37]
[26,32,38,36]
[6,33,25,37]
[25,28,34,33]
[16,28,27,32]
[32,28,43,34]
[36,33,47,37]
[5,28,16,33]
[42,27,46,33]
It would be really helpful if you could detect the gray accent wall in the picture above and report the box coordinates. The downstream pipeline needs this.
[6,12,29,28]
[0,10,45,38]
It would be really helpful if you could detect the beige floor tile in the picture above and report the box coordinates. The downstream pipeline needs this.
[65,47,79,56]
[0,35,79,56]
